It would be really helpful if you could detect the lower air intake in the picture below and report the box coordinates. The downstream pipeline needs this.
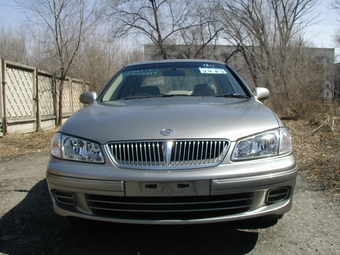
[86,193,253,220]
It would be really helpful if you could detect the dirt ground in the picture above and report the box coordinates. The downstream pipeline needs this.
[0,128,57,162]
[0,120,340,254]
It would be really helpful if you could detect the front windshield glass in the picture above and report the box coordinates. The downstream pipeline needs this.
[101,62,249,101]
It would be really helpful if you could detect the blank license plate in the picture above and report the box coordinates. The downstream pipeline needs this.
[125,180,210,196]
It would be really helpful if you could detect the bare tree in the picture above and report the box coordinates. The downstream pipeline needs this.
[330,0,340,103]
[15,0,100,126]
[172,1,224,59]
[217,0,323,119]
[0,26,28,64]
[331,0,340,49]
[71,35,144,92]
[104,0,223,59]
[219,0,318,81]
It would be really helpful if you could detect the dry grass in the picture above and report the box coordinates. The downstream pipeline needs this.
[0,128,57,161]
[284,120,340,200]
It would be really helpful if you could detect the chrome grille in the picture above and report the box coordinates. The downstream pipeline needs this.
[106,140,229,169]
[86,193,252,220]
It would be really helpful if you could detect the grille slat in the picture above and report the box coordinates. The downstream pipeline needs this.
[86,193,252,220]
[107,140,229,169]
[89,205,250,213]
[87,197,252,206]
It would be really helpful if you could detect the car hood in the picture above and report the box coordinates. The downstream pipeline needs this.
[60,97,280,143]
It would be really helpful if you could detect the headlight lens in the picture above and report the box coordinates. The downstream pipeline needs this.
[51,133,104,163]
[231,128,292,160]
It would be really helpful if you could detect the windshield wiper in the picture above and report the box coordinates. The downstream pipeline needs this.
[121,94,154,100]
[160,94,191,97]
[214,93,249,98]
[159,94,175,97]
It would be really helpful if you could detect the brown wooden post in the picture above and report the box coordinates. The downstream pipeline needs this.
[70,78,73,114]
[52,74,58,127]
[35,68,41,131]
[1,58,7,135]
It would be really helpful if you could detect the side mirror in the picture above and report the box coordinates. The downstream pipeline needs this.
[253,87,270,100]
[80,91,97,104]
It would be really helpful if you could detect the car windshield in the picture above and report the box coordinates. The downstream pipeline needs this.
[101,61,249,101]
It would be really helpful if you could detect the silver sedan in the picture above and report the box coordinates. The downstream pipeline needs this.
[46,59,297,224]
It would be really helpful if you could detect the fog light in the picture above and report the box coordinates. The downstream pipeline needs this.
[266,187,290,204]
[54,190,76,205]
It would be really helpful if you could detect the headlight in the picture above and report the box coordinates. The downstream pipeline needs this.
[231,128,292,161]
[51,133,104,163]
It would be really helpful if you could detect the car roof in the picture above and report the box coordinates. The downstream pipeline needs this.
[125,59,226,67]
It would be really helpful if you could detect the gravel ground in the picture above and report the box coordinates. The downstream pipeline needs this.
[0,120,339,254]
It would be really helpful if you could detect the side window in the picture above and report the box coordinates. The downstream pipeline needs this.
[102,74,123,101]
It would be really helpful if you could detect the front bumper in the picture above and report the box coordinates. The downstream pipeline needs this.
[46,154,298,224]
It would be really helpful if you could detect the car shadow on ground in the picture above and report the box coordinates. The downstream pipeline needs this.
[0,179,278,255]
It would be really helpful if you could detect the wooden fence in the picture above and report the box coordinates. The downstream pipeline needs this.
[0,58,89,136]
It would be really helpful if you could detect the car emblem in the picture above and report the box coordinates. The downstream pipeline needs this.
[160,129,175,136]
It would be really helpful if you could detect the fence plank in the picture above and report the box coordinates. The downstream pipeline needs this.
[0,58,4,136]
[0,58,90,136]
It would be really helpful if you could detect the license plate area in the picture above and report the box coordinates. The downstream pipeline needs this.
[125,180,210,196]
